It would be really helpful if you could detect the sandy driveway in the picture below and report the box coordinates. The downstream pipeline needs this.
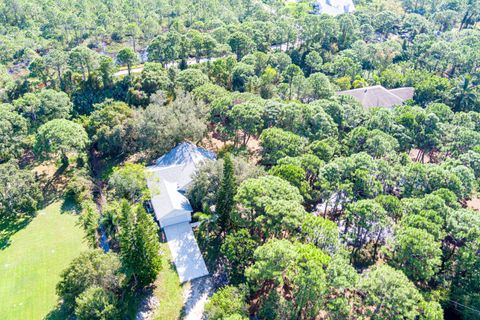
[182,276,213,320]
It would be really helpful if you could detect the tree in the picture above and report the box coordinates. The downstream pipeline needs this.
[177,68,209,92]
[282,64,303,100]
[45,49,68,88]
[451,238,480,320]
[88,100,136,157]
[125,23,141,52]
[228,32,254,61]
[262,200,308,239]
[28,56,49,85]
[221,229,257,281]
[229,102,264,145]
[0,105,28,162]
[108,164,147,203]
[232,63,255,92]
[0,160,42,217]
[259,128,306,165]
[414,76,451,106]
[205,286,248,320]
[186,156,264,211]
[389,227,442,282]
[216,153,236,232]
[75,286,119,320]
[57,250,124,313]
[235,175,303,227]
[117,201,162,287]
[69,46,99,81]
[299,214,339,254]
[98,56,117,90]
[363,129,399,158]
[140,63,172,95]
[138,91,208,156]
[190,30,205,62]
[246,239,330,319]
[34,119,89,164]
[269,163,310,199]
[304,51,323,74]
[325,252,359,318]
[117,47,139,76]
[14,89,72,126]
[359,264,424,320]
[307,72,334,100]
[346,199,390,262]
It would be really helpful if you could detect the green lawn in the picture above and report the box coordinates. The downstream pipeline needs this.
[0,202,87,320]
[153,242,186,320]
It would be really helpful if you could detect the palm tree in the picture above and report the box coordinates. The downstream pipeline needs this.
[450,76,479,112]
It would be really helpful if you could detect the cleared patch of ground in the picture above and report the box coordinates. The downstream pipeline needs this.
[467,197,480,211]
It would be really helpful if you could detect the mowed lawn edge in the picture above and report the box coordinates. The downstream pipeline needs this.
[153,242,185,320]
[0,201,87,320]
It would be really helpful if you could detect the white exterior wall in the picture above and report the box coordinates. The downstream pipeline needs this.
[160,210,191,228]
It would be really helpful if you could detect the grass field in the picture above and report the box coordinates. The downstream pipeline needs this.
[154,242,186,320]
[0,201,87,320]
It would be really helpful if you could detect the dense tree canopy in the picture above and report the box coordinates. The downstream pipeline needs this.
[2,0,480,318]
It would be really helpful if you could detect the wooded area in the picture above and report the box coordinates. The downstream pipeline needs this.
[0,0,479,319]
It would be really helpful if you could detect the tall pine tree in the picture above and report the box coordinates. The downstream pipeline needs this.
[118,200,162,287]
[216,153,237,233]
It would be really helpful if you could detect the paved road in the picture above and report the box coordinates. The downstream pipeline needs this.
[113,56,226,76]
[113,42,297,76]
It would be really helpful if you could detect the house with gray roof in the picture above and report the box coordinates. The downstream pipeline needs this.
[338,85,415,110]
[146,142,215,282]
[312,0,355,16]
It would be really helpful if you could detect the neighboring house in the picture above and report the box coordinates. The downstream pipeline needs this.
[338,85,415,110]
[312,0,355,16]
[146,142,215,282]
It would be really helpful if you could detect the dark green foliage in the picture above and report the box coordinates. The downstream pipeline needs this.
[205,286,248,320]
[0,160,42,217]
[108,164,147,203]
[117,201,162,287]
[57,250,124,313]
[216,153,236,232]
[221,229,257,282]
[75,286,119,320]
[4,1,480,319]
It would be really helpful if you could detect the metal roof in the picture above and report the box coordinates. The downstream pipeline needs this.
[145,142,214,283]
[145,142,215,227]
[149,142,216,190]
[337,85,415,109]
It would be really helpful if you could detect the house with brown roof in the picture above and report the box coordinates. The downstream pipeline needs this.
[338,85,414,109]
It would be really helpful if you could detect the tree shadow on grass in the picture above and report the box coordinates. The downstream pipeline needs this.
[60,197,81,215]
[43,304,68,320]
[0,215,32,250]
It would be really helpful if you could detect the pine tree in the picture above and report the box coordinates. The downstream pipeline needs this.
[118,200,162,287]
[216,153,237,233]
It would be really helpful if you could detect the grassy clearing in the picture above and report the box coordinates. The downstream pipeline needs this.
[0,201,87,320]
[153,242,186,320]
